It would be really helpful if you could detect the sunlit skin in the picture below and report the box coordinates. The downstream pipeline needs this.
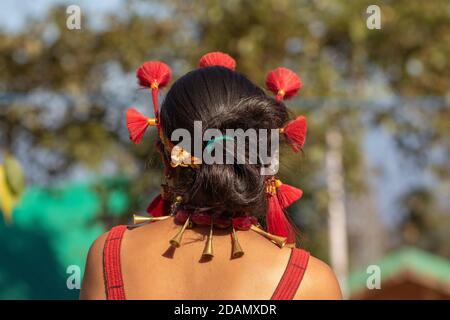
[80,218,342,300]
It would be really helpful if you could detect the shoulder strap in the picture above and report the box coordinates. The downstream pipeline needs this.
[271,248,310,300]
[103,225,127,300]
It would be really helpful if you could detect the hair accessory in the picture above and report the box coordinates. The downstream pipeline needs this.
[170,195,184,215]
[170,145,201,168]
[126,108,158,144]
[199,51,236,70]
[265,177,301,243]
[267,190,295,243]
[205,135,235,153]
[265,67,307,153]
[280,116,307,152]
[265,177,302,209]
[276,180,303,209]
[126,61,172,144]
[136,61,172,117]
[265,67,302,101]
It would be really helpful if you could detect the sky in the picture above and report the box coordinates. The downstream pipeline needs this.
[0,0,430,227]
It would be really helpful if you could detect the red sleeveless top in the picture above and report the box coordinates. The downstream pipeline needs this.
[103,225,310,300]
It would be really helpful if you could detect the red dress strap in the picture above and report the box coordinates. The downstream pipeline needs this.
[103,225,127,300]
[271,248,310,300]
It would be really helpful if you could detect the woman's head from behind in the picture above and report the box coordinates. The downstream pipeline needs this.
[127,53,306,242]
[159,66,290,216]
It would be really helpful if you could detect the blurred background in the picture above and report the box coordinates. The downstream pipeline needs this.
[0,0,449,300]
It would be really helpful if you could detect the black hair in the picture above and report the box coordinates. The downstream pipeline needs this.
[159,66,290,217]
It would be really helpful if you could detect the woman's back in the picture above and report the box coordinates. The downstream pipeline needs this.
[80,218,341,300]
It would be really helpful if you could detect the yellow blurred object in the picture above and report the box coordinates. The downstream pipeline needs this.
[0,165,18,224]
[4,153,25,195]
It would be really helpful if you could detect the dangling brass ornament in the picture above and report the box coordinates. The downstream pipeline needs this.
[169,215,191,248]
[202,222,214,258]
[231,227,244,258]
[250,224,286,248]
[133,214,171,224]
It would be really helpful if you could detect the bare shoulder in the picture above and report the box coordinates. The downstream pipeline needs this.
[294,254,343,300]
[79,231,109,300]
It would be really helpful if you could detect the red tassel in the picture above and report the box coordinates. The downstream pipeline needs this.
[146,194,170,217]
[136,61,172,89]
[199,52,236,70]
[126,108,150,144]
[282,116,307,152]
[265,67,302,101]
[136,61,172,115]
[277,182,303,209]
[266,194,295,243]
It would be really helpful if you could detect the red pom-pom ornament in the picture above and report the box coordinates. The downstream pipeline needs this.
[265,67,302,101]
[126,108,157,144]
[136,61,172,116]
[281,115,307,152]
[199,52,236,70]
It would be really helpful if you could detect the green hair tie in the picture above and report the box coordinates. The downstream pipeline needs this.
[205,135,234,153]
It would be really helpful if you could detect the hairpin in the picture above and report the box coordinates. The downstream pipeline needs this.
[170,145,201,169]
